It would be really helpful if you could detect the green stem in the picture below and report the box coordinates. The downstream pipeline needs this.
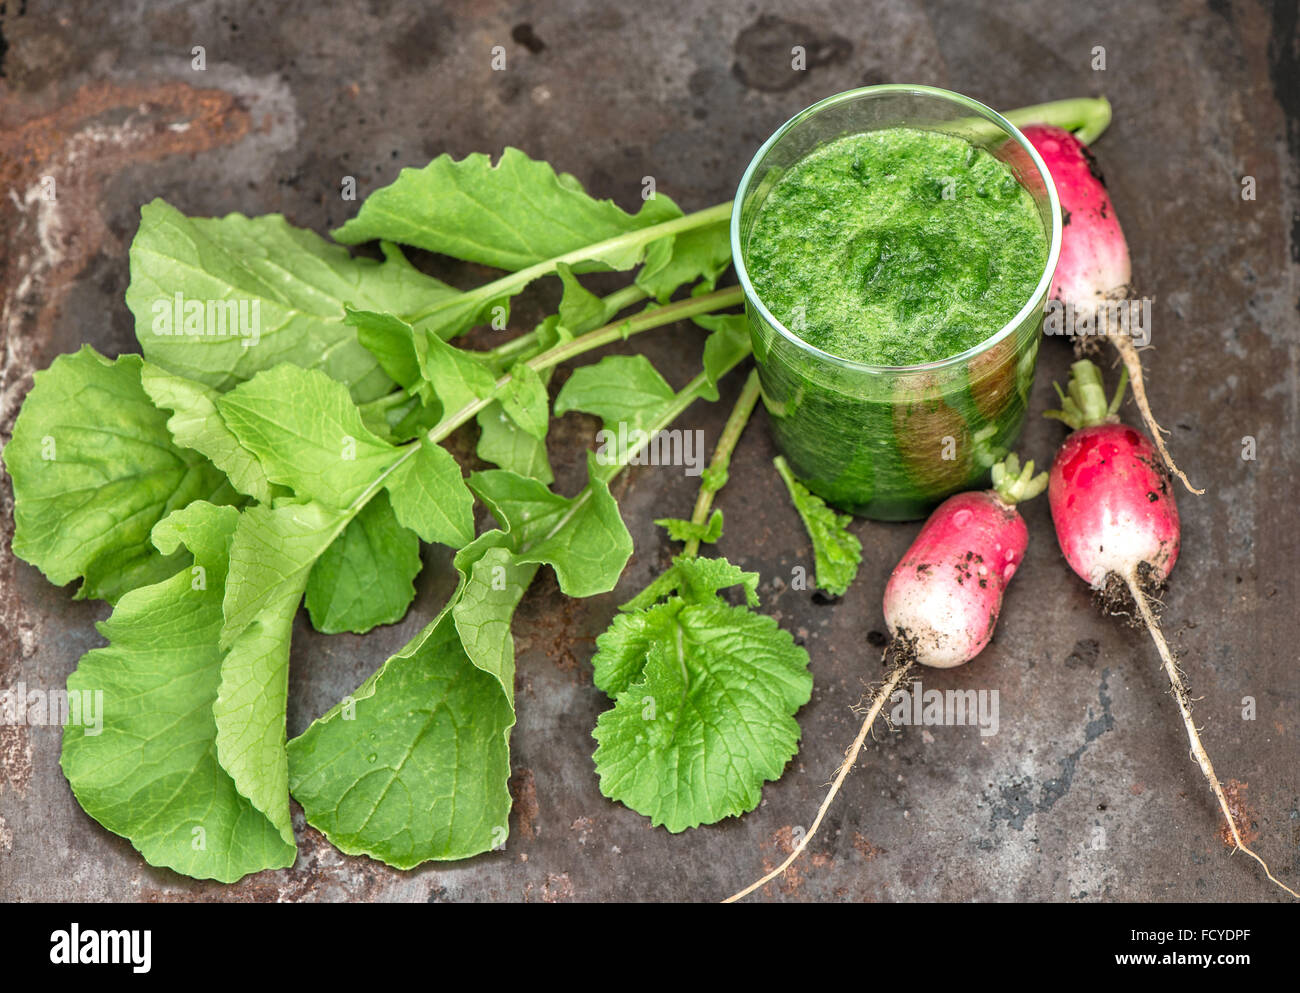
[358,388,413,415]
[481,283,650,368]
[1002,96,1112,144]
[595,336,752,487]
[534,286,743,374]
[534,346,755,551]
[683,368,761,557]
[427,286,744,445]
[403,201,734,327]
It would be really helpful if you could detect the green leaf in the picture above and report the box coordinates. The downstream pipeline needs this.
[636,219,733,303]
[127,201,452,401]
[592,596,812,832]
[553,353,677,435]
[622,553,760,613]
[60,501,297,882]
[305,492,421,635]
[555,262,609,332]
[3,346,236,603]
[213,501,348,847]
[213,580,304,850]
[655,509,723,545]
[774,456,863,597]
[220,501,343,648]
[499,361,549,440]
[332,147,681,273]
[385,441,476,548]
[331,151,683,343]
[419,327,499,418]
[288,503,540,870]
[287,604,515,869]
[140,362,274,504]
[216,364,400,510]
[695,312,752,400]
[452,545,538,709]
[476,402,553,484]
[343,308,427,394]
[589,605,671,698]
[468,454,633,597]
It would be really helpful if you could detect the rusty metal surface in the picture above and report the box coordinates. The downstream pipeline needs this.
[1,0,1297,902]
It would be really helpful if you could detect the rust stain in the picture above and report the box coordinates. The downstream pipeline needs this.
[541,871,574,902]
[515,571,593,680]
[0,79,252,364]
[0,78,256,707]
[851,832,885,861]
[570,815,593,845]
[509,767,540,838]
[754,825,808,896]
[1217,779,1261,848]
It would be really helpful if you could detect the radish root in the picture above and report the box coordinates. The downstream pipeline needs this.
[1124,570,1298,899]
[722,660,914,903]
[1108,335,1204,495]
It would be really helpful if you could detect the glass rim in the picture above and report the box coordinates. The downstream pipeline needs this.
[730,83,1063,376]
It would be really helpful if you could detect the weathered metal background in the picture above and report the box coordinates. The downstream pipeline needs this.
[1,0,1296,902]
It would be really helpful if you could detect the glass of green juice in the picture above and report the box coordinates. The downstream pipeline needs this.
[732,84,1062,520]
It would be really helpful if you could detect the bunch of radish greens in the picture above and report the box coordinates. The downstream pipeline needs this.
[5,149,799,882]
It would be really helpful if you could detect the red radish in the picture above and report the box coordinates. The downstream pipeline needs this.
[724,454,1045,902]
[881,458,1041,668]
[1046,359,1296,898]
[1020,124,1202,495]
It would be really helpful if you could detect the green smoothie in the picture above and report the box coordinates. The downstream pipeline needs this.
[747,127,1047,366]
[739,124,1052,520]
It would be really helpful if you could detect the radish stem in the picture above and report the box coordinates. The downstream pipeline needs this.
[427,286,745,444]
[683,369,761,558]
[1124,571,1298,899]
[1002,96,1112,144]
[722,659,914,903]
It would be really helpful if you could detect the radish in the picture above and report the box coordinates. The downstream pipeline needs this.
[1045,358,1296,898]
[1019,123,1202,495]
[724,454,1046,901]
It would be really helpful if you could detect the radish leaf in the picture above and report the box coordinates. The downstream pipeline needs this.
[655,510,723,545]
[3,347,237,603]
[215,365,400,510]
[774,455,862,597]
[61,501,297,881]
[127,202,451,401]
[141,363,275,504]
[286,602,516,868]
[468,455,633,598]
[591,564,811,832]
[331,147,681,272]
[305,492,421,635]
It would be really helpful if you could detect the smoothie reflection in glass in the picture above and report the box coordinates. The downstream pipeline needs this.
[732,85,1061,520]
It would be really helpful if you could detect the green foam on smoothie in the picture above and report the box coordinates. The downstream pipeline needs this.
[746,127,1048,366]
